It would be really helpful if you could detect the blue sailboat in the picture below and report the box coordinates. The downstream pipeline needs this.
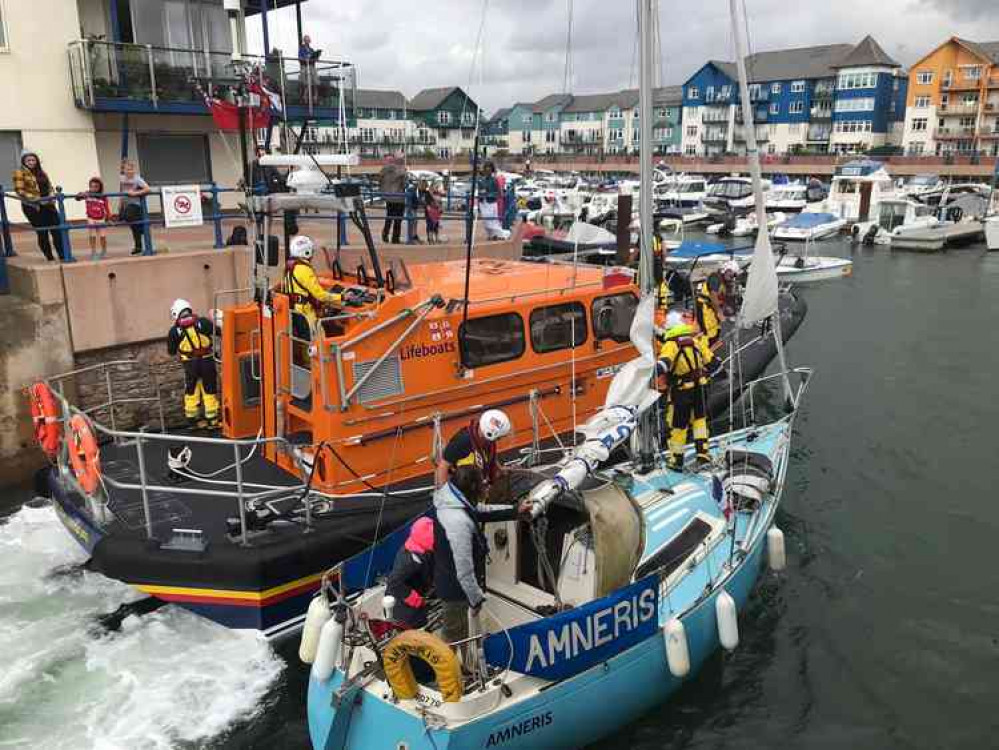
[304,2,810,748]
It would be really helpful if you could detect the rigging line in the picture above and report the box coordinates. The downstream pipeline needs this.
[362,426,403,589]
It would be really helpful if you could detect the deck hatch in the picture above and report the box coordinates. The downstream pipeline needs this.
[351,355,404,404]
[635,517,714,580]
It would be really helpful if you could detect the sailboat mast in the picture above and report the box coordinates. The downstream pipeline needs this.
[636,0,657,465]
[729,0,793,406]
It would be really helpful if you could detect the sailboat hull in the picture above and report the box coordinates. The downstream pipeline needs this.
[307,516,769,750]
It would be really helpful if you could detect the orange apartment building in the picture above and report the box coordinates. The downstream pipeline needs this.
[901,37,999,157]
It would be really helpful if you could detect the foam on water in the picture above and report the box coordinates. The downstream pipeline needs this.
[0,503,285,750]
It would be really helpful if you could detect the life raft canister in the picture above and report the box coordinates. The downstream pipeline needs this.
[382,629,463,703]
[68,413,101,495]
[28,382,61,458]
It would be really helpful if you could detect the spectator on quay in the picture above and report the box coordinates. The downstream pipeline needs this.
[75,177,112,260]
[476,160,510,241]
[118,160,151,255]
[418,179,442,244]
[12,150,65,261]
[298,35,318,102]
[378,154,406,244]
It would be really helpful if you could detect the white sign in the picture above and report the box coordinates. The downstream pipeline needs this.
[162,185,204,228]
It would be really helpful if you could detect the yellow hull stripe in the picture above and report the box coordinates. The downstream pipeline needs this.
[136,571,324,603]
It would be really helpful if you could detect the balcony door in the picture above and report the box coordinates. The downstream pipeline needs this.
[131,0,231,75]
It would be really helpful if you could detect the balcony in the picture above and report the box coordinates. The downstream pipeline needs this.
[748,89,769,102]
[701,131,728,144]
[562,130,604,145]
[733,127,769,142]
[813,84,836,99]
[936,126,977,139]
[67,39,356,120]
[734,108,768,124]
[941,79,982,92]
[807,127,831,142]
[810,106,833,120]
[701,111,729,124]
[939,102,980,115]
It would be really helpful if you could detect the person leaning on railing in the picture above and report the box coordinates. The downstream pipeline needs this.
[12,150,66,262]
[117,159,151,255]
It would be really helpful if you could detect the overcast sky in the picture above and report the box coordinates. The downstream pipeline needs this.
[247,0,999,113]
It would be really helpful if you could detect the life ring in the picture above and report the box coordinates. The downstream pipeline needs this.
[28,382,61,458]
[67,413,101,495]
[382,629,463,703]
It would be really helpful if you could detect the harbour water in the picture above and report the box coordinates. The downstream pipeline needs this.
[2,235,998,749]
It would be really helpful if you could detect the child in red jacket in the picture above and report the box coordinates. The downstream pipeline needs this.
[76,177,112,260]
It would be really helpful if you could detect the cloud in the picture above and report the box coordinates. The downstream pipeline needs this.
[246,0,999,113]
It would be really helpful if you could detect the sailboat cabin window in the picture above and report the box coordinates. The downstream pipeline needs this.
[530,303,587,353]
[459,313,525,368]
[592,293,638,343]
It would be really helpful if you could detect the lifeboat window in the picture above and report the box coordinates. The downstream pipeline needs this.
[459,313,525,367]
[529,302,587,354]
[592,293,638,343]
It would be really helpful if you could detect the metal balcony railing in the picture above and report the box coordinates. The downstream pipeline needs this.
[68,39,356,113]
[939,102,980,115]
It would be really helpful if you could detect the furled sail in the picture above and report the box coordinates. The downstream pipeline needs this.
[737,229,779,327]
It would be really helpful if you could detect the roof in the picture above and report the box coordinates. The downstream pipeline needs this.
[833,35,900,69]
[697,41,896,84]
[354,89,407,110]
[654,85,683,105]
[408,86,477,112]
[955,38,999,65]
[487,107,512,123]
[563,89,638,113]
[532,94,572,113]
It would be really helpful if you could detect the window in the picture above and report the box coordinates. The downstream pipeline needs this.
[686,124,697,137]
[771,82,781,94]
[791,80,805,93]
[914,96,931,108]
[789,101,804,114]
[592,294,638,343]
[608,107,622,118]
[461,112,475,126]
[530,303,587,353]
[909,142,924,155]
[749,84,762,100]
[719,85,731,99]
[964,66,982,81]
[0,1,7,51]
[789,123,801,135]
[360,127,375,143]
[684,144,697,155]
[545,111,557,123]
[834,97,875,113]
[459,313,525,368]
[0,131,22,183]
[687,86,699,100]
[767,142,777,154]
[769,102,779,115]
[438,111,452,125]
[838,72,878,90]
[705,86,715,102]
[916,70,933,85]
[912,117,928,131]
[136,133,211,184]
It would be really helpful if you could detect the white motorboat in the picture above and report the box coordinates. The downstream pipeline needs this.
[657,175,708,208]
[986,215,999,251]
[707,211,787,237]
[851,198,944,246]
[772,212,846,241]
[810,160,901,223]
[766,184,810,213]
[702,176,769,216]
[775,251,853,284]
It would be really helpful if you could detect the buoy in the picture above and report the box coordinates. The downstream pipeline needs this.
[716,590,739,651]
[312,611,345,682]
[767,526,787,572]
[298,591,330,664]
[663,617,690,678]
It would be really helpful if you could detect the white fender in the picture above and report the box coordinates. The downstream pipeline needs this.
[312,614,345,682]
[382,595,397,621]
[298,591,330,664]
[716,590,739,651]
[663,617,690,678]
[767,526,787,572]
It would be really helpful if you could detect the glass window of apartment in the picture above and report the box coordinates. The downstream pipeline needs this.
[771,82,781,94]
[912,117,928,131]
[687,86,699,100]
[685,144,697,155]
[909,142,924,155]
[686,124,697,136]
[964,66,982,81]
[608,106,622,118]
[791,80,805,93]
[438,111,452,125]
[789,101,804,114]
[916,70,934,85]
[914,96,931,108]
[769,102,779,115]
[0,131,22,180]
[136,133,211,184]
[720,85,731,99]
[705,86,715,102]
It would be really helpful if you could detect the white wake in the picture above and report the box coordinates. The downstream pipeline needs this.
[0,503,285,750]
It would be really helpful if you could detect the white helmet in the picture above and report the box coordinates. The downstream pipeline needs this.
[721,260,741,277]
[479,409,512,442]
[665,310,684,329]
[171,298,192,321]
[289,234,314,260]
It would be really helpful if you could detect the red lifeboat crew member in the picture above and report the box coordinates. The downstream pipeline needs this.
[282,235,343,338]
[434,409,512,489]
[384,517,436,629]
[167,299,219,429]
[657,313,720,470]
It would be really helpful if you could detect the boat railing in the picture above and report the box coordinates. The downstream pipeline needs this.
[742,366,813,421]
[43,361,310,546]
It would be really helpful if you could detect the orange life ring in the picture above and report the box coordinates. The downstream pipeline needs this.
[68,414,101,495]
[28,382,61,458]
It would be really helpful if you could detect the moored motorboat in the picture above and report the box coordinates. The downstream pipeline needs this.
[772,211,846,241]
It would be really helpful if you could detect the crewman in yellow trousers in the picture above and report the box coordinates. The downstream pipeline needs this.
[657,312,720,471]
[167,299,219,429]
[282,235,343,337]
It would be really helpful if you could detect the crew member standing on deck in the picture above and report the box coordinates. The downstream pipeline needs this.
[384,517,436,629]
[694,271,725,347]
[167,299,219,429]
[657,313,721,470]
[282,235,344,340]
[434,409,512,489]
